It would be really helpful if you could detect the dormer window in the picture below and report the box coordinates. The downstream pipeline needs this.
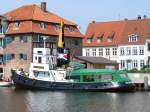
[87,37,93,43]
[13,22,20,29]
[107,31,115,42]
[40,22,46,29]
[97,37,102,43]
[128,34,138,42]
[108,37,113,42]
[55,24,60,32]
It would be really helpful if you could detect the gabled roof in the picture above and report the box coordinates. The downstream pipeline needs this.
[4,4,76,25]
[3,4,83,38]
[83,18,150,47]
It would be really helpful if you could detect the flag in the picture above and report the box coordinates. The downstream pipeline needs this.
[58,21,64,48]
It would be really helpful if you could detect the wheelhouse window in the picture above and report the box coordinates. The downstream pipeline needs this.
[83,75,94,82]
[33,71,49,78]
[120,74,127,78]
[101,74,113,81]
[87,37,93,43]
[128,34,138,42]
[20,36,28,43]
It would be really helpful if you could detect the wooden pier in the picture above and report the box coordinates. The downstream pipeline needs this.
[128,73,150,91]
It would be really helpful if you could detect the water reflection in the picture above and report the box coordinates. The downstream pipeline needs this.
[0,88,150,112]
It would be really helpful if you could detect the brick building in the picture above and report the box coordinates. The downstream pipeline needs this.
[0,2,83,78]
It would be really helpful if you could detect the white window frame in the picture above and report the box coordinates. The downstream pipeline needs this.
[128,34,138,42]
[98,48,103,56]
[106,48,110,56]
[120,47,125,56]
[113,48,117,56]
[139,46,144,55]
[92,48,96,56]
[132,47,138,55]
[126,47,131,55]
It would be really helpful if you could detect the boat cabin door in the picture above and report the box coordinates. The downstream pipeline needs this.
[38,57,42,63]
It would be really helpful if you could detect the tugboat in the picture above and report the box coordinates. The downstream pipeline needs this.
[11,21,135,92]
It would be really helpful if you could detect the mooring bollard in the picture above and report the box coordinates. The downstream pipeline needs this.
[144,76,148,90]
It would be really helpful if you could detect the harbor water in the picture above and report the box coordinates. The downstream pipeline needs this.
[0,87,150,112]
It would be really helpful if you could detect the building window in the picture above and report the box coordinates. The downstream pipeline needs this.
[5,54,15,61]
[126,47,131,55]
[120,60,125,69]
[40,22,46,29]
[0,25,3,33]
[85,48,90,56]
[20,36,28,43]
[106,48,110,56]
[87,37,93,43]
[72,40,79,46]
[132,47,138,55]
[13,22,20,28]
[92,48,96,56]
[20,53,27,60]
[140,60,145,68]
[113,48,117,56]
[139,46,144,55]
[108,37,113,42]
[98,48,103,56]
[148,43,150,51]
[128,34,138,42]
[6,36,15,44]
[120,47,125,56]
[97,37,102,43]
[133,60,138,68]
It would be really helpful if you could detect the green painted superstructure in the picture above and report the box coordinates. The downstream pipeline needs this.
[67,69,130,83]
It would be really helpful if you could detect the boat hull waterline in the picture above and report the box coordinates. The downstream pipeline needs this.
[11,72,135,92]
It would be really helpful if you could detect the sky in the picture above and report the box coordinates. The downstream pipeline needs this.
[0,0,150,33]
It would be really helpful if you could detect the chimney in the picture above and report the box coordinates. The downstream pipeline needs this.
[41,2,47,12]
[143,15,147,19]
[92,21,96,23]
[137,15,141,20]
